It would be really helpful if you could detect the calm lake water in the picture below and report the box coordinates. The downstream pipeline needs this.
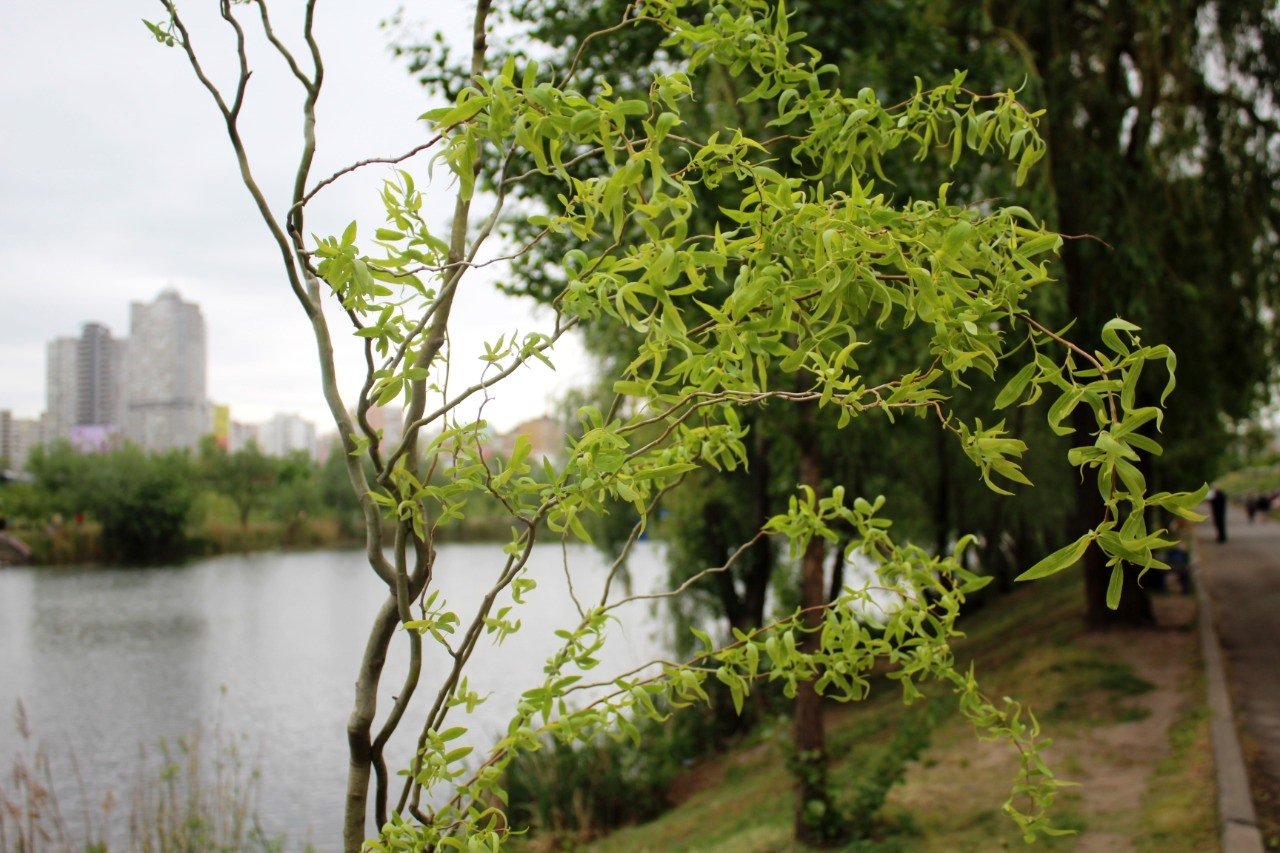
[0,542,671,849]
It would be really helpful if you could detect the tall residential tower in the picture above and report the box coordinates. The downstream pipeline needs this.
[45,322,125,444]
[124,289,209,451]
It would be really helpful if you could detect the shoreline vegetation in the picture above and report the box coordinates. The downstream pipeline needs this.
[0,439,534,568]
[2,514,530,569]
[1,700,286,852]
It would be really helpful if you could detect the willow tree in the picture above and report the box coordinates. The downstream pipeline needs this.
[150,0,1200,848]
[399,0,1080,652]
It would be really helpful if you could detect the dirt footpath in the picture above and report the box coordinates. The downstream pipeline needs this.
[1199,507,1280,849]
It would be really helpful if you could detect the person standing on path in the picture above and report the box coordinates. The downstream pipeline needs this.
[1209,486,1228,543]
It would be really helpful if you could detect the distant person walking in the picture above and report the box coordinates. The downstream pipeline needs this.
[1209,486,1228,543]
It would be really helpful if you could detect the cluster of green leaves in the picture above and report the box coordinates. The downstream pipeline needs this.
[1011,320,1207,605]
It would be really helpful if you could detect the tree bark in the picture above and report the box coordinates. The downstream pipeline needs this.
[793,410,831,843]
[344,594,401,851]
[742,428,775,630]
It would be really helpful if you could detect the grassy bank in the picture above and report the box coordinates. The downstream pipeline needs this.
[558,574,1213,852]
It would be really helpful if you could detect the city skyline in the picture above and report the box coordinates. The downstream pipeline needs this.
[1,1,589,435]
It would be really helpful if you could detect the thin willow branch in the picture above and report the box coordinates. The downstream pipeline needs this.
[251,0,312,88]
[218,0,251,122]
[398,513,545,816]
[390,318,578,466]
[438,593,883,824]
[500,146,606,186]
[1020,313,1119,422]
[561,540,586,621]
[370,142,520,468]
[559,11,669,88]
[395,225,553,276]
[604,531,769,614]
[597,479,684,607]
[298,135,446,211]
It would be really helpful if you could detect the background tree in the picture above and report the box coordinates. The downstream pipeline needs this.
[198,436,278,528]
[25,442,195,563]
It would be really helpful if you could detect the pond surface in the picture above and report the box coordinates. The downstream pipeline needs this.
[0,542,671,849]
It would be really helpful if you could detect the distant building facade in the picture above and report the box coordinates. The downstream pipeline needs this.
[45,323,125,444]
[485,415,565,465]
[45,337,79,442]
[1,410,43,470]
[123,289,210,451]
[228,420,260,453]
[258,413,317,458]
[76,323,124,428]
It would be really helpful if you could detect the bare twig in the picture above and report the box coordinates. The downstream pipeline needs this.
[298,136,446,211]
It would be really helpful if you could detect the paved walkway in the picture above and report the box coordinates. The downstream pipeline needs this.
[1198,506,1280,849]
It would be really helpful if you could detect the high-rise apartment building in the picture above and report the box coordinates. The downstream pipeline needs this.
[45,336,78,442]
[45,323,124,444]
[123,289,210,451]
[76,323,123,428]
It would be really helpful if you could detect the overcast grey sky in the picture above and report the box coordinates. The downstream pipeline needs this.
[0,1,588,433]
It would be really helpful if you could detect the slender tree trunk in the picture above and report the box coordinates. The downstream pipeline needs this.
[828,534,849,604]
[344,595,401,851]
[793,409,831,843]
[742,427,774,629]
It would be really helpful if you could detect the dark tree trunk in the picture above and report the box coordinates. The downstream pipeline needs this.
[1033,6,1155,629]
[828,534,850,604]
[793,410,832,844]
[742,428,774,629]
[934,427,951,558]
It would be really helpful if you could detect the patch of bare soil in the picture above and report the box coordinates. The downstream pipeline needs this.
[666,741,771,806]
